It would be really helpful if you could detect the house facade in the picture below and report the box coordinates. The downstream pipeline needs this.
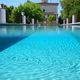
[39,0,58,22]
[0,0,58,24]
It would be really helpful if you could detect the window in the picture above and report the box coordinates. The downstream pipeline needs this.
[43,9,45,12]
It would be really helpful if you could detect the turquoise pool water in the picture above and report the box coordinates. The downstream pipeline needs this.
[0,25,80,80]
[0,26,33,51]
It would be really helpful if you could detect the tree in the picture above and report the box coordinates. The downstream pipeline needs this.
[48,15,56,22]
[61,0,80,21]
[58,16,63,24]
[10,5,23,23]
[10,2,44,23]
[4,6,14,23]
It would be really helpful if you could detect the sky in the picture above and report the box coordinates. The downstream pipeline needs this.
[0,0,62,16]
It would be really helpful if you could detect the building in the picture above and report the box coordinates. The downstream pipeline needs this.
[0,0,58,24]
[41,0,48,3]
[0,4,6,24]
[39,0,58,21]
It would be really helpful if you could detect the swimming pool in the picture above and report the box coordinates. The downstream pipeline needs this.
[0,25,80,80]
[0,26,33,51]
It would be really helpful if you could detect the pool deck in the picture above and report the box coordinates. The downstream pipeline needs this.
[62,22,80,26]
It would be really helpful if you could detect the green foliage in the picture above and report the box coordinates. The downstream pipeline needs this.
[10,5,23,23]
[48,15,56,22]
[4,6,14,23]
[61,0,80,21]
[10,2,44,23]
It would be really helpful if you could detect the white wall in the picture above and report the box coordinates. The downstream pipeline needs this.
[41,5,58,14]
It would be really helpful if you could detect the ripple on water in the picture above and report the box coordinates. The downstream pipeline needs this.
[0,32,80,80]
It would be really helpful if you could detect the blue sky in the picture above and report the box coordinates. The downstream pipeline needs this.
[0,0,62,16]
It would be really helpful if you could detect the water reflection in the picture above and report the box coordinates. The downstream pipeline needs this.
[63,25,66,29]
[0,25,80,36]
[0,26,7,36]
[64,25,80,32]
[37,25,41,30]
[22,26,27,33]
[44,26,47,30]
[56,27,61,34]
[31,26,35,31]
[72,25,75,32]
[66,25,69,31]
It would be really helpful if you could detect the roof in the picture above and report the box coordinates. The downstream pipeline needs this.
[38,3,58,6]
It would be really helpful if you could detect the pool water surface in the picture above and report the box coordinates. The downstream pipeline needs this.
[0,25,80,80]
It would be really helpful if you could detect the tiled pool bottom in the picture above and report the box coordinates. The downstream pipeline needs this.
[0,31,80,80]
